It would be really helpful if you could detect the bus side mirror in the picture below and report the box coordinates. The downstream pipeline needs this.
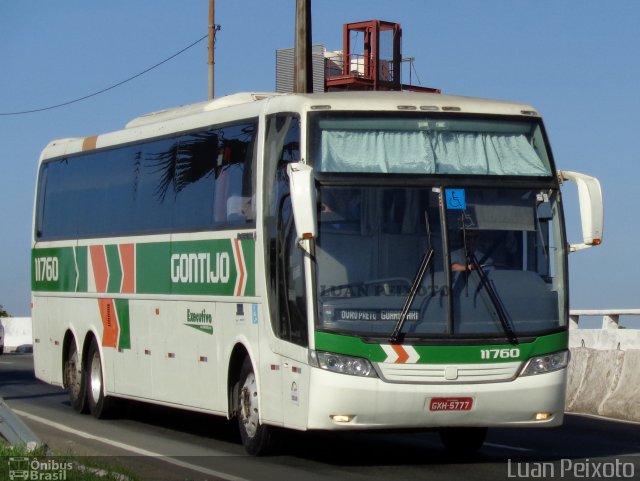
[559,170,604,252]
[287,162,318,240]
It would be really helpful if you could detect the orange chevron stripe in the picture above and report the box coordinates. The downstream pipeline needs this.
[98,298,119,348]
[90,245,108,293]
[391,344,409,364]
[233,239,245,296]
[119,243,135,293]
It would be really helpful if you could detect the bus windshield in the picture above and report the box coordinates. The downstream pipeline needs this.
[315,186,566,339]
[310,113,552,176]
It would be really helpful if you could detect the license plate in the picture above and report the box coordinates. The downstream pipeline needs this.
[429,397,473,411]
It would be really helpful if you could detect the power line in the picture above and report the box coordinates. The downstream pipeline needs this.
[0,34,208,116]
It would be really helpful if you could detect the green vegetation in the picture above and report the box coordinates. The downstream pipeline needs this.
[0,443,138,481]
[0,305,9,317]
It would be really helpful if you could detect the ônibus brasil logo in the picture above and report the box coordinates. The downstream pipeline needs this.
[8,457,73,481]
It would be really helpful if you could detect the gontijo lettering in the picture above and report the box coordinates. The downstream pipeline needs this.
[170,252,230,284]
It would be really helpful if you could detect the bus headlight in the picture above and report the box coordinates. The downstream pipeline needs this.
[520,350,569,376]
[310,351,378,378]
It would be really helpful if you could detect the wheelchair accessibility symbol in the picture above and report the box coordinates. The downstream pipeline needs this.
[445,189,466,210]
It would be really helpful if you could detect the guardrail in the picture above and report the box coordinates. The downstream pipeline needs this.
[569,309,640,329]
[0,397,45,451]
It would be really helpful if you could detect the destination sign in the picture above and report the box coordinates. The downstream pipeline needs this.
[333,309,420,322]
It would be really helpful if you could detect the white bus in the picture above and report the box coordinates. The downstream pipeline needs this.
[32,91,603,455]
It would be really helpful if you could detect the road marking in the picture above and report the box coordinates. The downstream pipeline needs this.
[14,409,250,481]
[484,442,534,452]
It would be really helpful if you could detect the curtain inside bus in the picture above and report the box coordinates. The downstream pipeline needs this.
[319,130,549,176]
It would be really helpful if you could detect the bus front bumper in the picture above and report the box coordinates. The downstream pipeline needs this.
[306,366,566,430]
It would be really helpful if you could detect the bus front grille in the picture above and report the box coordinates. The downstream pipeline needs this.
[375,361,522,384]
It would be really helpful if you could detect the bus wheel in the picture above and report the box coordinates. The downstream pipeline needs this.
[85,338,116,419]
[439,427,487,454]
[237,358,272,455]
[64,341,87,413]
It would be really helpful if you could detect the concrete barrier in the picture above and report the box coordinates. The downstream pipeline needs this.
[600,350,640,420]
[0,317,33,352]
[564,347,590,412]
[566,348,626,415]
[566,310,640,423]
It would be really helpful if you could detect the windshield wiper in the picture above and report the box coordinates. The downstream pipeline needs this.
[389,211,434,343]
[468,253,519,345]
[389,249,433,343]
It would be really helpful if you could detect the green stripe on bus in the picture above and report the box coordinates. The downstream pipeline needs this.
[314,330,568,364]
[241,238,256,296]
[315,332,388,362]
[105,244,122,293]
[114,299,131,350]
[135,242,171,294]
[75,246,88,292]
[32,247,76,292]
[136,240,245,296]
[33,237,256,297]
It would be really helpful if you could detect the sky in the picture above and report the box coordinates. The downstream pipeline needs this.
[1,1,638,324]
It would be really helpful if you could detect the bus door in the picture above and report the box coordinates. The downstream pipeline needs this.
[265,114,310,428]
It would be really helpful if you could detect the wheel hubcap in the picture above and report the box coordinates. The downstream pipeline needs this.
[239,372,259,438]
[89,351,102,403]
[66,347,81,397]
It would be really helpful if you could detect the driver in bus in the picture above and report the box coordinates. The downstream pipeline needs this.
[451,230,518,272]
[451,230,482,272]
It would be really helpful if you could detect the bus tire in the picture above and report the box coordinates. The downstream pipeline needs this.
[85,338,117,419]
[237,358,273,455]
[64,340,87,413]
[439,427,487,454]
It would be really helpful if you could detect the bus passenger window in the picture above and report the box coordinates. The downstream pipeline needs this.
[213,131,257,227]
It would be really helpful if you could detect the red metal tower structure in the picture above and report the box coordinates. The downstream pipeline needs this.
[324,20,439,93]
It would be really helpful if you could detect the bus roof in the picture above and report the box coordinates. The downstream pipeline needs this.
[39,91,540,162]
[267,91,540,118]
[124,92,279,128]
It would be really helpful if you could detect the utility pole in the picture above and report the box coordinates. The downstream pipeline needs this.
[294,0,313,94]
[208,0,215,100]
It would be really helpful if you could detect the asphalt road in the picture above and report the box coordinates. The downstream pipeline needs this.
[1,352,639,481]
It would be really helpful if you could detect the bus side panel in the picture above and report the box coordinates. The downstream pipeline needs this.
[32,296,57,385]
[111,299,151,399]
[148,299,221,410]
[106,298,264,415]
[217,302,257,415]
[257,310,284,426]
[280,349,311,430]
[32,295,104,388]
